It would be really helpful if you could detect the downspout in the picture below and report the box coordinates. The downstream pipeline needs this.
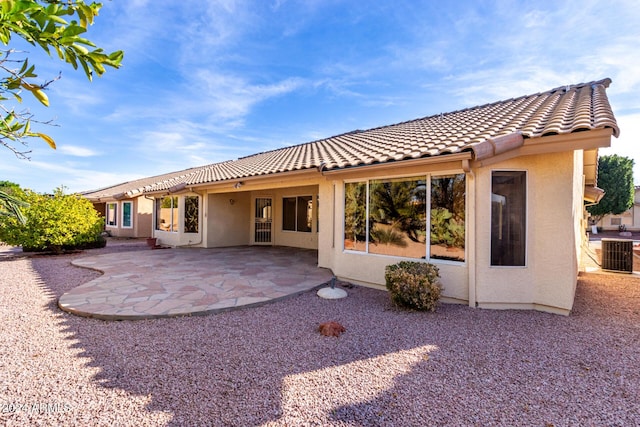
[463,159,477,308]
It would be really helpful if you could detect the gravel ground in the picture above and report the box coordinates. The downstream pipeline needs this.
[1,240,639,426]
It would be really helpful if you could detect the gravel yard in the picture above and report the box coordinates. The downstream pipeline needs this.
[1,241,639,426]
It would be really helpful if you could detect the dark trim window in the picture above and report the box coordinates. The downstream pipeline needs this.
[106,202,117,227]
[344,174,465,261]
[283,195,312,232]
[491,171,527,266]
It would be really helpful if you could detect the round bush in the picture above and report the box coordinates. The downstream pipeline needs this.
[384,261,442,311]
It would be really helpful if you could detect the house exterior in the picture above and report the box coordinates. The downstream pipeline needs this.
[82,167,200,238]
[596,186,640,231]
[84,79,619,315]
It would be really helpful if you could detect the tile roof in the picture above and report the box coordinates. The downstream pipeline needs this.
[82,166,201,200]
[91,78,619,197]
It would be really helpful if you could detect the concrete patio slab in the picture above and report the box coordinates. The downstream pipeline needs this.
[58,246,334,320]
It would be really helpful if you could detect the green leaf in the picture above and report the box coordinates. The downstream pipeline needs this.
[71,43,89,55]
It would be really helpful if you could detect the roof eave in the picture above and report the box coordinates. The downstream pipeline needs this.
[321,152,474,177]
[471,128,614,169]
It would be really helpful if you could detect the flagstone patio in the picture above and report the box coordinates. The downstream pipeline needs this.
[58,246,334,320]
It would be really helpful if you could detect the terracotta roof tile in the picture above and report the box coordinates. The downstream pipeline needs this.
[88,79,619,197]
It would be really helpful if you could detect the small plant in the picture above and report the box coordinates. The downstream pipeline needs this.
[385,261,442,311]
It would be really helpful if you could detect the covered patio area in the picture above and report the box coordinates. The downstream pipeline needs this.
[58,246,333,320]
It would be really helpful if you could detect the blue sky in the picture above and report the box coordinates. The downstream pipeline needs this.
[1,0,639,193]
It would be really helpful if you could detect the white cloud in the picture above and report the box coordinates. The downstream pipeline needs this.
[58,145,100,157]
[191,70,305,121]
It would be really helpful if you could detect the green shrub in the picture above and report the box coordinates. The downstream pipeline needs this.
[385,261,442,311]
[0,187,105,253]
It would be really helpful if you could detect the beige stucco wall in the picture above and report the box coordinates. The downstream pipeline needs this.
[474,151,580,314]
[136,197,153,238]
[207,192,251,247]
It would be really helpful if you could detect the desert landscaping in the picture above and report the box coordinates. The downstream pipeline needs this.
[0,239,638,426]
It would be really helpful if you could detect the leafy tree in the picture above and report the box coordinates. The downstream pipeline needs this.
[587,154,635,224]
[0,0,124,158]
[0,186,105,252]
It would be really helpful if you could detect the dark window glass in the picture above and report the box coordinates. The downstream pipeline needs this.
[282,197,296,231]
[491,171,526,266]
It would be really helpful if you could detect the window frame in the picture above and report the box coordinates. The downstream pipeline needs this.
[282,195,313,233]
[155,196,179,233]
[106,202,117,227]
[121,201,133,229]
[490,169,528,268]
[343,172,466,264]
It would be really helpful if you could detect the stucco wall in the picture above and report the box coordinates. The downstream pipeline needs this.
[135,197,153,238]
[207,192,251,247]
[474,151,579,314]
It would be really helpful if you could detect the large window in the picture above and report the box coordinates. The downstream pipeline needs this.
[344,174,465,261]
[283,195,312,232]
[106,202,117,227]
[184,196,199,233]
[430,174,465,262]
[491,171,526,266]
[122,201,132,228]
[156,196,178,232]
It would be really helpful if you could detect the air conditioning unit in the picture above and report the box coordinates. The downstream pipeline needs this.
[601,238,633,273]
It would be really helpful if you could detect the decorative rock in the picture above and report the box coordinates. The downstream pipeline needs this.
[317,286,348,299]
[318,321,346,337]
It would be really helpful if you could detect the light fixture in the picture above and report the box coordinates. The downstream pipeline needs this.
[229,199,235,205]
[233,182,243,189]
